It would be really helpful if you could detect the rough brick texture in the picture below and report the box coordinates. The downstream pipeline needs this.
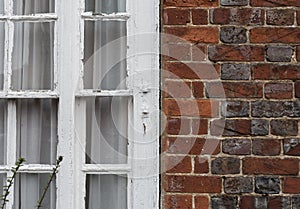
[162,0,300,208]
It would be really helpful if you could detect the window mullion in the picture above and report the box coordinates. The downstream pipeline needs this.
[56,0,81,208]
[4,0,13,92]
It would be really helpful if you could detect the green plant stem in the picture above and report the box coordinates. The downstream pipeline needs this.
[37,156,63,209]
[1,158,25,209]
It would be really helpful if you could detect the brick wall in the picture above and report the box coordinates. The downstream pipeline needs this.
[162,0,300,208]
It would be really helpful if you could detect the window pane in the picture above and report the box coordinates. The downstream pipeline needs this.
[0,173,6,195]
[0,22,4,89]
[14,174,56,209]
[0,1,3,14]
[0,100,6,165]
[85,0,126,13]
[86,97,128,164]
[84,20,127,90]
[86,174,127,209]
[14,0,55,15]
[12,22,54,90]
[16,99,57,164]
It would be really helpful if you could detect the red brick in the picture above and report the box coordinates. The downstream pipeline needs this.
[252,64,300,80]
[208,45,265,62]
[164,27,219,44]
[163,8,190,25]
[250,27,300,43]
[206,82,263,98]
[283,177,300,194]
[162,44,191,61]
[240,196,255,209]
[164,156,192,173]
[164,0,218,7]
[192,118,208,135]
[164,80,191,98]
[296,82,300,98]
[192,82,204,98]
[264,83,293,99]
[211,119,251,136]
[164,175,222,193]
[164,137,220,155]
[297,46,300,61]
[194,196,209,209]
[165,195,193,209]
[243,157,299,175]
[211,8,264,25]
[166,117,191,135]
[164,99,219,117]
[252,139,281,156]
[192,44,207,61]
[251,0,300,6]
[192,9,208,25]
[165,62,220,80]
[297,11,300,25]
[194,157,209,173]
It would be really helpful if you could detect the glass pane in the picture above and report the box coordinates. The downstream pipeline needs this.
[12,22,54,90]
[14,0,55,15]
[84,20,127,90]
[13,174,56,209]
[0,22,4,89]
[16,99,57,164]
[86,174,127,209]
[0,173,6,195]
[85,0,126,13]
[86,97,128,164]
[0,1,3,14]
[0,100,6,165]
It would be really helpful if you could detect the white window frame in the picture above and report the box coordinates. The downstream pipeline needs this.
[1,0,159,209]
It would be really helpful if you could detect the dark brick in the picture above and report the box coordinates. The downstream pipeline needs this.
[253,139,281,156]
[295,82,300,98]
[266,9,295,25]
[224,177,253,194]
[221,63,250,80]
[284,139,300,156]
[210,8,263,25]
[211,157,240,174]
[221,101,249,117]
[292,197,300,209]
[222,139,251,155]
[265,83,293,99]
[220,0,248,6]
[271,120,298,136]
[255,177,280,194]
[211,119,251,136]
[268,196,291,209]
[220,27,247,44]
[251,101,294,117]
[251,119,269,136]
[266,46,294,62]
[211,196,238,209]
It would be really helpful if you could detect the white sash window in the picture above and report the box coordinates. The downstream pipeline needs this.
[0,0,159,208]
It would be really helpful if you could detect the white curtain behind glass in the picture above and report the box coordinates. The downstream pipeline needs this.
[0,22,4,89]
[12,0,54,90]
[85,1,128,209]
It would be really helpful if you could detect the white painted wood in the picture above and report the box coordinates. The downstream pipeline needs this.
[0,13,57,21]
[127,0,160,208]
[56,0,81,208]
[82,164,131,173]
[76,89,133,97]
[0,91,59,98]
[81,12,130,21]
